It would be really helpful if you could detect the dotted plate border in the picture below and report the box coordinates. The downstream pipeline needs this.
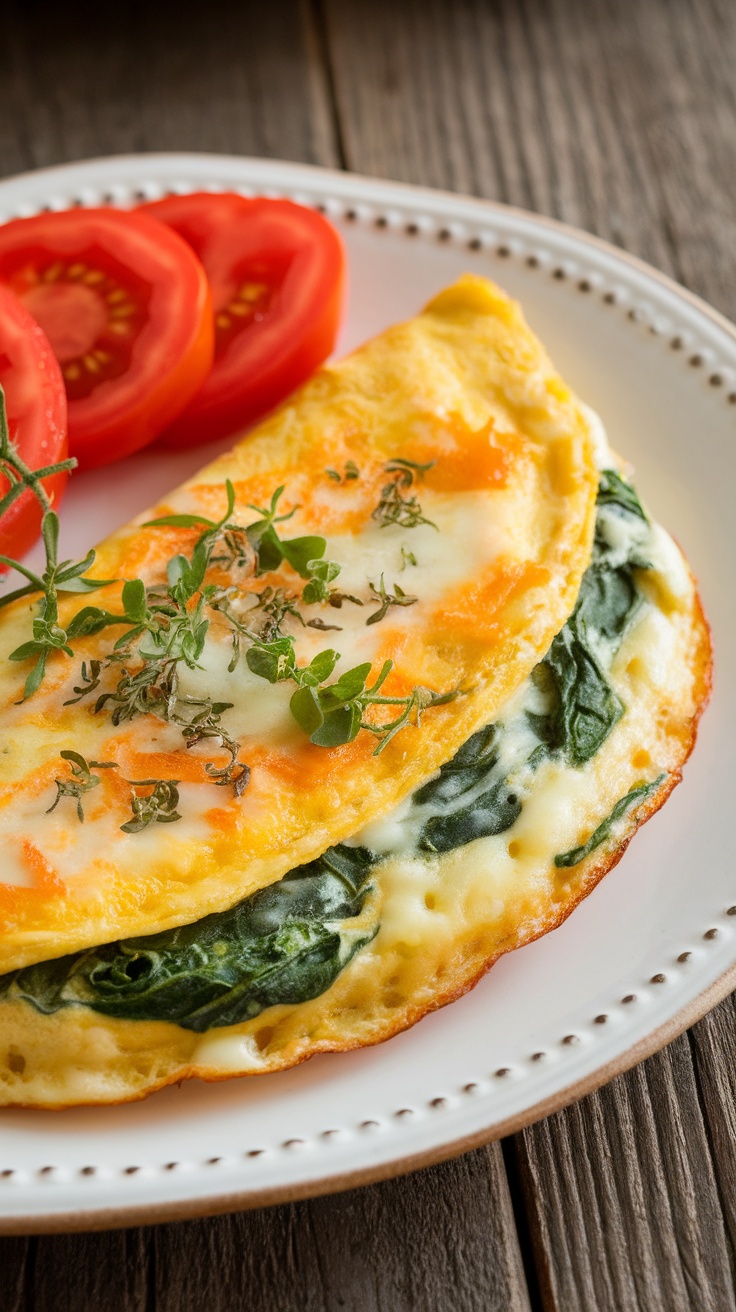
[0,156,733,1221]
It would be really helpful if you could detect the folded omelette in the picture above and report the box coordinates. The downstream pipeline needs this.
[0,276,710,1108]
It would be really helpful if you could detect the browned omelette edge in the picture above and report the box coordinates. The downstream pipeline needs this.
[0,578,712,1112]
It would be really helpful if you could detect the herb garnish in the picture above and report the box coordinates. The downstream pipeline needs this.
[554,775,665,869]
[246,585,305,640]
[366,574,418,625]
[0,390,115,698]
[47,751,118,823]
[372,459,437,530]
[289,658,459,753]
[3,411,454,807]
[47,751,185,833]
[242,485,327,578]
[400,547,418,570]
[121,779,182,834]
[326,461,360,483]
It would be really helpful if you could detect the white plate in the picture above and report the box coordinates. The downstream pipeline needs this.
[0,154,733,1234]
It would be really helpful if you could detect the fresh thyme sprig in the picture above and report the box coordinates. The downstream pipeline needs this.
[246,585,305,640]
[170,695,250,794]
[289,657,461,754]
[0,392,76,526]
[121,779,181,833]
[366,574,418,625]
[211,612,460,755]
[47,751,185,832]
[0,388,115,698]
[47,750,118,823]
[66,566,250,794]
[301,557,362,612]
[372,458,437,531]
[326,460,360,483]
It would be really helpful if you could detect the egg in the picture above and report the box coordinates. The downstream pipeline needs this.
[0,465,711,1108]
[0,275,598,973]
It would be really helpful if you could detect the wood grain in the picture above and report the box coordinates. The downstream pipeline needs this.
[0,0,734,1308]
[148,1145,530,1312]
[0,0,340,176]
[322,0,736,318]
[515,1034,736,1311]
[689,993,736,1278]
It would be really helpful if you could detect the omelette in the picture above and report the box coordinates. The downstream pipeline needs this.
[0,277,710,1109]
[0,275,597,972]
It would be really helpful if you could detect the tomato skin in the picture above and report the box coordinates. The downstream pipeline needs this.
[0,209,214,470]
[0,284,68,569]
[141,194,345,448]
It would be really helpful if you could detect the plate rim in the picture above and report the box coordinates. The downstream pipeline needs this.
[1,962,732,1235]
[0,151,732,1233]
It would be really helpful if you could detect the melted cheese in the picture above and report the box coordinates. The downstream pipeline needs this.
[0,275,598,972]
[0,485,711,1108]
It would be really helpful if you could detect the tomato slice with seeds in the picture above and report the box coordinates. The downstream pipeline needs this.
[0,283,67,570]
[0,209,214,469]
[141,194,345,448]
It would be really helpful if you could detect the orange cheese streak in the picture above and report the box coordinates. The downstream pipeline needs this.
[433,560,551,640]
[106,741,232,786]
[139,419,524,557]
[0,840,65,922]
[407,418,527,493]
[0,759,64,808]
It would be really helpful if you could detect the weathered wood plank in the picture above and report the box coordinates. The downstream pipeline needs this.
[0,1235,31,1312]
[0,2,733,1310]
[319,1,736,1301]
[514,1031,736,1311]
[22,1229,150,1312]
[0,0,340,177]
[322,0,736,317]
[689,993,736,1279]
[151,1146,530,1312]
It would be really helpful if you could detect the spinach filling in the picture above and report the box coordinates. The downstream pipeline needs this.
[554,776,665,869]
[1,472,657,1030]
[1,845,376,1033]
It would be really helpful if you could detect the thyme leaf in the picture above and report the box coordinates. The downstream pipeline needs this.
[325,461,360,483]
[120,779,182,833]
[47,752,118,823]
[0,387,114,696]
[289,658,460,754]
[365,574,418,625]
[244,485,327,578]
[301,558,342,604]
[372,458,437,530]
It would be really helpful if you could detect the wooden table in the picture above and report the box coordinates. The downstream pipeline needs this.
[2,1,735,1307]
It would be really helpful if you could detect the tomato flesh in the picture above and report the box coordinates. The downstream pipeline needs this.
[0,283,68,569]
[142,194,345,448]
[0,209,214,469]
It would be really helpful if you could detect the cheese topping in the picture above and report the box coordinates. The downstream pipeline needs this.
[0,275,598,972]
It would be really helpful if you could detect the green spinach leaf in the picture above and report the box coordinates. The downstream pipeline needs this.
[554,774,665,869]
[413,725,522,853]
[2,846,377,1032]
[529,471,651,767]
[529,621,625,766]
[596,469,648,521]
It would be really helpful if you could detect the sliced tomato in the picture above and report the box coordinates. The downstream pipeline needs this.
[0,284,68,569]
[141,194,345,448]
[0,208,214,470]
